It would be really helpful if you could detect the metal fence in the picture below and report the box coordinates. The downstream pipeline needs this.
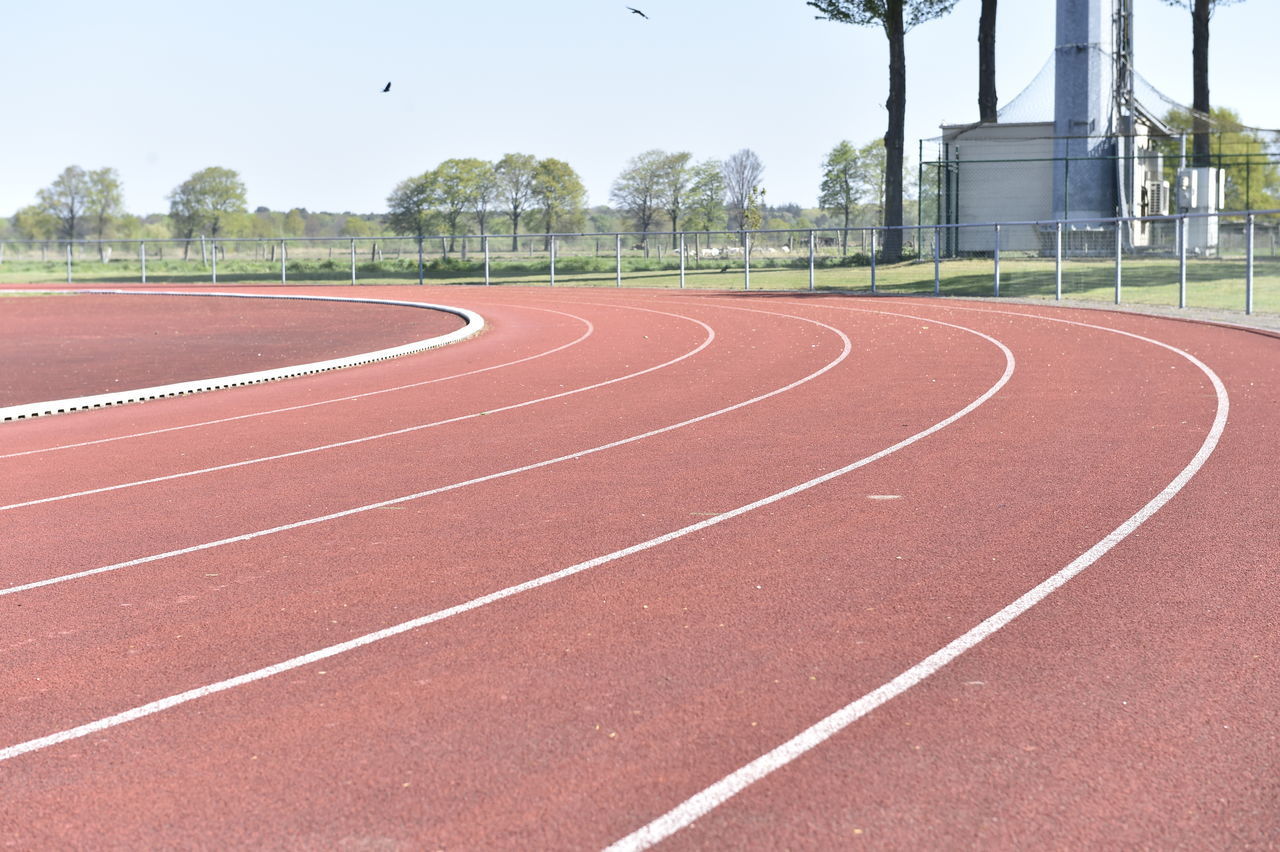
[3,211,1278,316]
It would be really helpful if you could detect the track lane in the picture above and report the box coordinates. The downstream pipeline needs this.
[0,291,1269,849]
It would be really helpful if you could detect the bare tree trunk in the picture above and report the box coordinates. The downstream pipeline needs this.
[1192,0,1211,166]
[978,0,998,123]
[881,0,906,263]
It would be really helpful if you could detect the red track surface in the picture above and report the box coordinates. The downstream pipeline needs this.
[0,285,1275,849]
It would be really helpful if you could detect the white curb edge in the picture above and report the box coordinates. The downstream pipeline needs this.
[1,289,484,422]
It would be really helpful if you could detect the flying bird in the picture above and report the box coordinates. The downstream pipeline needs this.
[627,6,648,18]
[382,82,391,93]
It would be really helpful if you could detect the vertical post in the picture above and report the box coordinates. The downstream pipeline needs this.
[808,230,815,291]
[993,224,1001,297]
[351,239,357,285]
[1055,221,1062,301]
[870,229,877,294]
[66,242,72,284]
[1114,219,1122,305]
[140,241,147,284]
[615,234,622,287]
[1178,215,1188,309]
[212,240,218,283]
[679,232,686,289]
[549,235,556,287]
[1246,213,1255,315]
[417,237,424,286]
[933,226,941,295]
[484,236,491,285]
[744,233,750,290]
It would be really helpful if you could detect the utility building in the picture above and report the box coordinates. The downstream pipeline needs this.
[930,0,1223,256]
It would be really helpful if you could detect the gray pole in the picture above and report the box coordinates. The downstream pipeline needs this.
[808,230,815,291]
[212,240,217,284]
[351,239,357,285]
[417,237,424,285]
[1055,221,1062,301]
[1114,219,1122,304]
[870,229,877,294]
[281,240,287,284]
[1178,215,1188,308]
[933,226,941,295]
[615,234,622,287]
[744,233,751,291]
[141,241,147,284]
[549,235,556,287]
[993,224,1001,297]
[1246,213,1255,315]
[484,236,491,285]
[66,242,72,284]
[679,232,686,289]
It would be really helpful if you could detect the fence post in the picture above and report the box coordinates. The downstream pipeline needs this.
[484,236,491,285]
[140,241,147,284]
[933,226,941,296]
[808,230,815,291]
[351,239,357,285]
[615,234,622,287]
[549,235,556,287]
[212,240,218,283]
[679,232,686,289]
[744,232,751,291]
[1114,219,1122,305]
[870,229,877,294]
[281,240,287,284]
[1055,221,1062,300]
[417,237,424,286]
[993,224,1001,297]
[66,242,72,284]
[1178,215,1187,308]
[1246,213,1255,315]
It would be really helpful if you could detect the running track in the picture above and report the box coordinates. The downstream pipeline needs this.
[1,286,1276,849]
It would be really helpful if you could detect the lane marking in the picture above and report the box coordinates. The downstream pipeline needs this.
[0,302,850,596]
[603,304,1230,852]
[0,302,594,459]
[0,304,714,511]
[0,308,1011,764]
[0,290,482,422]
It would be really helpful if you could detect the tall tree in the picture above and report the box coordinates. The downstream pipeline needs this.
[977,0,997,123]
[819,141,865,254]
[385,172,438,240]
[495,153,539,251]
[722,149,764,231]
[13,205,59,241]
[683,159,727,234]
[611,150,669,251]
[661,151,693,247]
[1160,0,1244,166]
[36,165,91,240]
[85,167,124,260]
[533,158,586,248]
[808,0,958,261]
[167,167,248,244]
[433,158,493,249]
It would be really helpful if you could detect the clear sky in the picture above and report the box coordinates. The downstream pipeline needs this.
[2,0,1276,218]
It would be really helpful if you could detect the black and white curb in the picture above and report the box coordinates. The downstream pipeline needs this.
[1,290,484,422]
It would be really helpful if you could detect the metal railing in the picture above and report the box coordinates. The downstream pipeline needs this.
[3,209,1277,315]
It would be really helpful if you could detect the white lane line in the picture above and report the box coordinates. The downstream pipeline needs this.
[0,290,482,422]
[0,303,847,597]
[0,305,712,511]
[0,309,1010,764]
[603,309,1229,852]
[0,303,594,460]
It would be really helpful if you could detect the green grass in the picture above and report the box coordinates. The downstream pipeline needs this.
[2,253,1276,315]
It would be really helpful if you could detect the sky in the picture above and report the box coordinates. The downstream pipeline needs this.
[2,0,1277,218]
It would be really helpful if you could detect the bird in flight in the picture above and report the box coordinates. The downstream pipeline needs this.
[382,82,391,93]
[627,6,648,18]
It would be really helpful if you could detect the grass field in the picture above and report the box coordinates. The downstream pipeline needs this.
[2,254,1276,315]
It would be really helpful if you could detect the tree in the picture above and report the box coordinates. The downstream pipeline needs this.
[167,167,248,258]
[495,153,539,251]
[433,158,493,248]
[85,168,124,260]
[13,205,59,241]
[808,0,959,261]
[819,141,866,254]
[283,208,307,237]
[385,172,438,240]
[723,149,764,231]
[1160,107,1280,210]
[684,159,727,234]
[470,161,499,237]
[533,158,586,247]
[611,150,669,252]
[661,151,693,247]
[1159,0,1244,166]
[36,165,91,240]
[977,0,997,123]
